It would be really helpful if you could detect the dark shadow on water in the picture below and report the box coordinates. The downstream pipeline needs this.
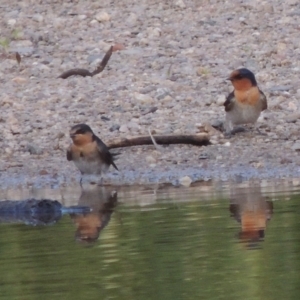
[0,199,91,226]
[0,185,118,243]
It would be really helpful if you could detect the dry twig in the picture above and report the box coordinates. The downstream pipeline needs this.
[15,52,21,66]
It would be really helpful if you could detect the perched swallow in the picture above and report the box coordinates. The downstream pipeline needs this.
[224,68,267,135]
[67,124,118,178]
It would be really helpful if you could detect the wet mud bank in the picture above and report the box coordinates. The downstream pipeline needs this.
[1,142,300,189]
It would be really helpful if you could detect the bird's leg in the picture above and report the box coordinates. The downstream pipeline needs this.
[257,129,266,135]
[224,119,247,137]
[252,123,267,136]
[231,126,247,134]
[224,126,248,138]
[211,120,225,132]
[224,131,233,138]
[97,175,104,186]
[224,119,234,138]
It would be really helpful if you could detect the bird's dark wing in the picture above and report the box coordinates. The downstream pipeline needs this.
[259,89,267,111]
[66,146,73,161]
[224,91,235,112]
[95,136,118,171]
[111,152,121,160]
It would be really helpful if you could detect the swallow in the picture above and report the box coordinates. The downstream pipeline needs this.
[67,124,118,179]
[224,68,267,135]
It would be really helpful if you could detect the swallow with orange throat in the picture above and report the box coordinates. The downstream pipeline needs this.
[67,124,118,183]
[224,68,267,136]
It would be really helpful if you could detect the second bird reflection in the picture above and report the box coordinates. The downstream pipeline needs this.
[71,185,118,244]
[229,186,273,249]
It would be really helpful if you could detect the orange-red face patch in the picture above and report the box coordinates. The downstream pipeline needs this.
[234,86,260,105]
[72,132,93,146]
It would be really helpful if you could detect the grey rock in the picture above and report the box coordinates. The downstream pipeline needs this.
[199,153,210,159]
[216,95,226,106]
[156,88,171,100]
[134,93,154,104]
[205,98,213,106]
[7,19,16,26]
[26,144,43,155]
[32,14,44,22]
[126,13,138,27]
[174,0,186,9]
[23,126,33,134]
[262,3,274,13]
[285,113,300,123]
[292,142,300,151]
[269,85,293,92]
[109,124,120,132]
[10,40,34,55]
[179,176,192,187]
[119,124,129,133]
[287,0,298,5]
[95,11,110,22]
[87,54,103,64]
[139,86,156,94]
[211,120,225,132]
[288,9,300,16]
[101,116,110,121]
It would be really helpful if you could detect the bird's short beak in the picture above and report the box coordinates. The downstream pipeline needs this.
[70,134,76,139]
[224,77,231,84]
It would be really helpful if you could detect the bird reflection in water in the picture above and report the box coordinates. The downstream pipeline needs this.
[70,185,118,244]
[229,185,273,249]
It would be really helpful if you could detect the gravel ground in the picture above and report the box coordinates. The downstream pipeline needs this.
[1,0,300,188]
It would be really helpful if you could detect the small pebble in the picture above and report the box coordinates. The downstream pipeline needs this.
[119,124,129,133]
[179,176,192,187]
[292,142,300,151]
[25,144,43,155]
[216,95,226,106]
[32,14,43,22]
[174,0,186,8]
[110,124,120,132]
[95,11,111,22]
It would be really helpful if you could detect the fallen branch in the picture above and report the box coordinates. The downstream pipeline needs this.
[58,46,113,79]
[107,133,210,149]
[91,46,113,75]
[58,68,93,78]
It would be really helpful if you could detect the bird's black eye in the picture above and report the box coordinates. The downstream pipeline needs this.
[235,74,242,79]
[76,129,85,134]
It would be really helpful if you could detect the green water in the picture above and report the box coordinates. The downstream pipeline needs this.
[0,183,300,300]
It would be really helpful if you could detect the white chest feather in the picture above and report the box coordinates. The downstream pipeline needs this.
[226,102,261,125]
[74,158,109,175]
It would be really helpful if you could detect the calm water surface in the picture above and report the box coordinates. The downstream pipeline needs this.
[0,180,300,300]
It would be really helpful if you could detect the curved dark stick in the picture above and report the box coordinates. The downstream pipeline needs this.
[91,46,113,75]
[58,46,113,79]
[58,68,93,79]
